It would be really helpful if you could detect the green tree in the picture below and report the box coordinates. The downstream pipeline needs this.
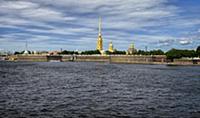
[60,50,78,55]
[165,49,182,59]
[181,50,197,58]
[166,48,197,59]
[136,50,147,55]
[197,46,200,57]
[14,51,21,55]
[112,50,126,55]
[149,49,165,55]
[105,50,112,55]
[81,50,101,55]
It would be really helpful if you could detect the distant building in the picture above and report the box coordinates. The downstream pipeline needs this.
[108,41,114,53]
[0,51,7,56]
[23,50,29,55]
[33,51,38,55]
[127,42,137,55]
[48,51,61,55]
[23,39,30,55]
[39,51,48,55]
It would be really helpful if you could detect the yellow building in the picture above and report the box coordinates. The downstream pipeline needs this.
[108,41,114,52]
[96,17,103,51]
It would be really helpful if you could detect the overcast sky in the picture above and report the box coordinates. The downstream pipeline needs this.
[0,0,200,52]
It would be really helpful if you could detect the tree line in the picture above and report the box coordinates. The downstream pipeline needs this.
[60,46,200,59]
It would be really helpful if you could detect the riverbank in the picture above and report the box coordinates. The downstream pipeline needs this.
[4,54,200,65]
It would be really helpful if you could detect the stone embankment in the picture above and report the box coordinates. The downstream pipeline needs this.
[6,55,200,65]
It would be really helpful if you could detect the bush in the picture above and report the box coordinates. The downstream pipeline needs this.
[106,50,126,55]
[166,48,198,59]
[81,50,101,55]
[60,50,78,55]
[149,49,164,55]
[136,49,164,55]
[14,51,21,55]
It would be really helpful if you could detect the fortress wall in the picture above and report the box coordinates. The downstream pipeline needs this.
[11,55,168,64]
[111,55,151,63]
[72,55,166,64]
[173,59,200,65]
[7,54,200,65]
[110,55,166,64]
[62,55,73,61]
[16,55,47,62]
[75,55,109,62]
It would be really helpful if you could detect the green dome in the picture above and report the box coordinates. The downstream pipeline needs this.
[130,43,134,48]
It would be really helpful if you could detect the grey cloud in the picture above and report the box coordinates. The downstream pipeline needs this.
[179,40,192,45]
[0,0,199,51]
[159,39,174,44]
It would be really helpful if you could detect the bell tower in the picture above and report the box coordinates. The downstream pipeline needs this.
[96,17,103,51]
[108,41,114,52]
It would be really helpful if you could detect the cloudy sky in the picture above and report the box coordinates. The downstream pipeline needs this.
[0,0,200,52]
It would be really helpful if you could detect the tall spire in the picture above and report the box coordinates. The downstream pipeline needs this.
[96,16,103,51]
[98,16,102,36]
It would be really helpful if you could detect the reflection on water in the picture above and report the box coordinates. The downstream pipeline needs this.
[0,62,200,118]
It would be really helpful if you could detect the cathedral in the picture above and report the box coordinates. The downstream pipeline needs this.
[127,42,137,55]
[108,41,114,53]
[96,17,136,55]
[96,17,115,54]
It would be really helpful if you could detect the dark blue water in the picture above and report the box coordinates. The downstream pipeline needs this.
[0,62,200,118]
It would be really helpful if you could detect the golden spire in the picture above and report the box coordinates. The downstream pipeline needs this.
[96,16,103,51]
[98,16,102,36]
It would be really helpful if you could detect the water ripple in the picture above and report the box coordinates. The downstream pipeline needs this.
[0,62,200,118]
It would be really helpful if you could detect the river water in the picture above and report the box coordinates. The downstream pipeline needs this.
[0,62,200,118]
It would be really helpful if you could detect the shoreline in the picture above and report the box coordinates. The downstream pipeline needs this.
[1,60,200,66]
[1,55,200,66]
